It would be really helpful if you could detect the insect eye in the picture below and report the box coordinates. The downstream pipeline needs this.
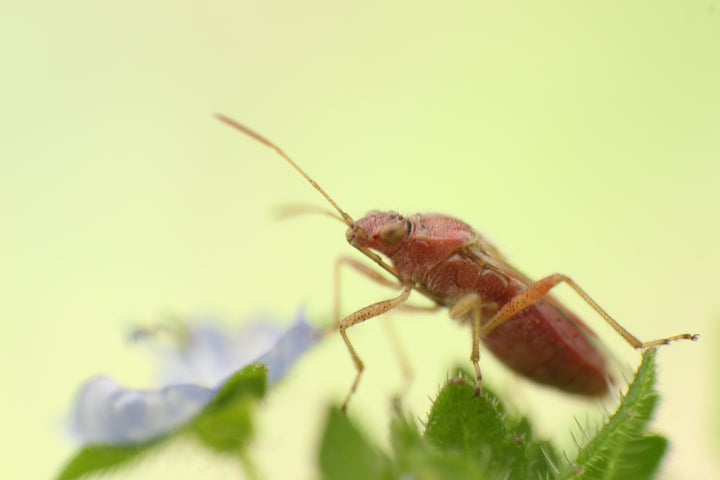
[379,222,405,243]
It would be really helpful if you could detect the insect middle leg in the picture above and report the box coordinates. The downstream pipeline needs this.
[449,293,485,395]
[480,273,698,348]
[338,285,412,413]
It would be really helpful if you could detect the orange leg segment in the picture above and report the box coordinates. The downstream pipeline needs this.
[480,273,698,349]
[450,293,485,395]
[338,285,412,413]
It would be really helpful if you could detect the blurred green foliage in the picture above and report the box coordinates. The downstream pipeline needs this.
[319,349,666,480]
[57,351,667,480]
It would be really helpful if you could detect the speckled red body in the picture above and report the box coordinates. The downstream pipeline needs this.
[349,211,609,396]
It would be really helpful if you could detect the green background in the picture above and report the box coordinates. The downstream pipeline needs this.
[2,1,718,478]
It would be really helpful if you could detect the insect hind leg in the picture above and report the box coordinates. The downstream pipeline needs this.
[637,333,700,348]
[480,273,698,349]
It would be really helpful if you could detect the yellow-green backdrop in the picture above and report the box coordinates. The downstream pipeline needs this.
[2,2,718,479]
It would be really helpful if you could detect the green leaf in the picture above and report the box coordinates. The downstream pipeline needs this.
[318,403,487,480]
[318,407,391,480]
[56,442,158,480]
[188,363,267,453]
[200,362,267,414]
[606,435,667,480]
[190,397,256,453]
[424,371,559,480]
[390,405,488,480]
[557,349,665,480]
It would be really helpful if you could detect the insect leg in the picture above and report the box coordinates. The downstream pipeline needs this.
[334,256,441,327]
[334,258,441,406]
[338,285,413,413]
[449,294,484,395]
[334,256,402,329]
[480,274,698,349]
[381,318,414,406]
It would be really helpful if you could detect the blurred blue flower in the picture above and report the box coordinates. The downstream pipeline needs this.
[70,310,322,444]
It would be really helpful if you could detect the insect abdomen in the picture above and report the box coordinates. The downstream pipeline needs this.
[483,300,610,395]
[419,254,610,396]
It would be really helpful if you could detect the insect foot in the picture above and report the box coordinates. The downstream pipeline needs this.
[637,333,699,350]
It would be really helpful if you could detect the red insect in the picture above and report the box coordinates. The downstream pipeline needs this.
[216,115,698,411]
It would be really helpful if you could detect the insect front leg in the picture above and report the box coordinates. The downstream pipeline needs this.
[334,256,403,329]
[450,293,485,396]
[334,256,442,328]
[334,257,442,408]
[480,273,698,349]
[338,285,413,413]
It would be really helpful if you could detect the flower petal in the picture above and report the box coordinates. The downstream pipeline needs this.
[148,321,283,387]
[70,310,323,444]
[137,310,322,387]
[255,314,323,384]
[71,376,215,444]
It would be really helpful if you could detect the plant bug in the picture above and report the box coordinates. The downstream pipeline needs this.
[216,114,698,412]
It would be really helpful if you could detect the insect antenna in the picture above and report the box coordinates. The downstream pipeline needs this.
[273,203,347,224]
[215,114,408,285]
[214,114,355,228]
